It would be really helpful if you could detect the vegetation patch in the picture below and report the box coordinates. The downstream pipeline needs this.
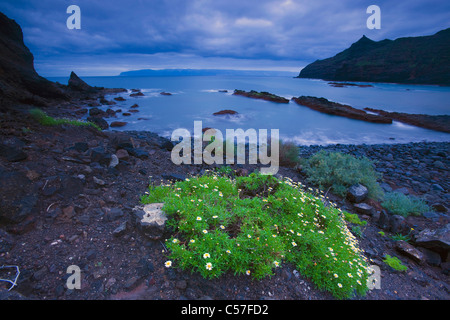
[300,150,384,200]
[142,170,371,299]
[381,192,431,217]
[29,108,101,131]
[383,255,407,272]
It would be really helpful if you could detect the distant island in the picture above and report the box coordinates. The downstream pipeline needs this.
[119,69,297,77]
[298,28,450,86]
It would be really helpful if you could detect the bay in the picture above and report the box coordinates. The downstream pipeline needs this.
[49,75,450,146]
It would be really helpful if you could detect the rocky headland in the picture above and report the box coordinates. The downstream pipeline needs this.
[298,28,450,86]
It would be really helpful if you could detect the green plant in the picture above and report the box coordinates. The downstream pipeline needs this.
[381,192,431,217]
[343,212,367,226]
[142,171,371,299]
[383,255,407,271]
[389,233,411,242]
[301,150,384,200]
[351,226,364,238]
[29,108,101,130]
[378,231,385,237]
[278,140,300,167]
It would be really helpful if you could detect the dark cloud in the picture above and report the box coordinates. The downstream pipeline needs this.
[0,0,448,76]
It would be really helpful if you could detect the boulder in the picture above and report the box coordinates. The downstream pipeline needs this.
[110,121,127,128]
[68,71,95,92]
[90,147,111,166]
[88,107,106,117]
[87,116,109,130]
[132,203,167,240]
[347,184,368,203]
[395,240,425,264]
[0,143,27,162]
[0,170,37,224]
[389,215,410,235]
[415,224,450,257]
[353,202,374,216]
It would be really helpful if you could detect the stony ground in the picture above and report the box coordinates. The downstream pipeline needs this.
[0,101,449,301]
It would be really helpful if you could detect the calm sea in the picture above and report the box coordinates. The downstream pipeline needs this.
[49,75,450,146]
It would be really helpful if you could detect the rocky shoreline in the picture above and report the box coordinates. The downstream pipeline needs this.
[1,9,448,301]
[1,96,449,300]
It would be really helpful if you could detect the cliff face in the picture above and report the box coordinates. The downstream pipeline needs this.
[0,12,68,110]
[298,28,450,86]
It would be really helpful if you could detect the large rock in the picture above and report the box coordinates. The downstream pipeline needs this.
[0,12,68,110]
[395,240,425,264]
[0,170,38,224]
[68,71,95,92]
[415,224,450,257]
[132,203,167,240]
[346,184,369,203]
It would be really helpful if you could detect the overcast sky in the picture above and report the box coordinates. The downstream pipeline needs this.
[0,0,449,76]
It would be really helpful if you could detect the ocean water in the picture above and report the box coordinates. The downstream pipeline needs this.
[50,75,450,146]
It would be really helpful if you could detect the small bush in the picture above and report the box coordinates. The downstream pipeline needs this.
[278,140,300,167]
[383,255,407,272]
[381,192,431,217]
[142,171,371,299]
[29,108,100,130]
[301,150,383,200]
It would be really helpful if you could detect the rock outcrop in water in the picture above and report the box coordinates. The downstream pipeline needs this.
[364,108,450,133]
[291,96,393,124]
[298,28,450,86]
[233,89,289,103]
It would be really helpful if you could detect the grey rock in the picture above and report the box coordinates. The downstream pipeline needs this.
[433,160,445,169]
[87,116,109,130]
[418,247,442,266]
[132,203,167,240]
[113,221,128,237]
[105,208,124,221]
[347,184,368,203]
[0,170,38,224]
[389,215,410,235]
[353,203,374,216]
[0,229,14,253]
[394,187,410,195]
[395,240,424,263]
[109,154,119,168]
[415,224,450,253]
[431,184,444,192]
[93,176,106,186]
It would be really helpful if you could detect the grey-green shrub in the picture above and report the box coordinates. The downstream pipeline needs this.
[381,192,431,217]
[301,150,384,200]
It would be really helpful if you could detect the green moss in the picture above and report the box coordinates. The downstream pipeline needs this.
[29,108,101,131]
[343,212,367,226]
